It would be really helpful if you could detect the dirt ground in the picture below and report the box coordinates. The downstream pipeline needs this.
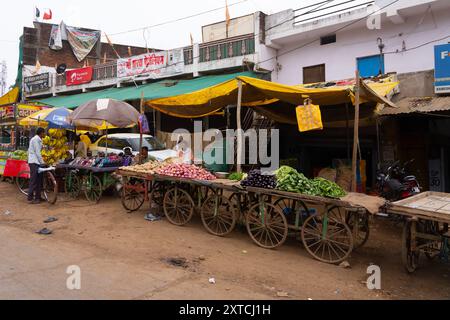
[0,181,449,300]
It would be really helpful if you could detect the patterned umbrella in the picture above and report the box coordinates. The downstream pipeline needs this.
[19,108,74,129]
[68,99,140,129]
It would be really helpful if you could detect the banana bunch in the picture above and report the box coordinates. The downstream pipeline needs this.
[41,129,70,165]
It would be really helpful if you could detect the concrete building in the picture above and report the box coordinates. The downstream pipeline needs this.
[255,0,450,192]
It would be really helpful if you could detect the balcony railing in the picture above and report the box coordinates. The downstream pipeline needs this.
[184,34,255,65]
[55,62,118,87]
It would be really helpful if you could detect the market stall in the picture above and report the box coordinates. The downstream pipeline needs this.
[118,161,383,264]
[0,103,47,178]
[127,74,396,264]
[59,98,140,203]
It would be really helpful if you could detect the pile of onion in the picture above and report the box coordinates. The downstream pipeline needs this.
[156,164,216,181]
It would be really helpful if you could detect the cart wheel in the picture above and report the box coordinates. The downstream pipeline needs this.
[228,193,241,215]
[402,221,419,273]
[43,172,58,205]
[201,194,237,237]
[84,175,103,203]
[328,206,370,250]
[301,214,353,264]
[121,179,145,212]
[16,170,30,196]
[64,172,81,199]
[275,198,310,225]
[246,203,288,249]
[150,182,166,208]
[163,187,194,226]
[422,221,441,260]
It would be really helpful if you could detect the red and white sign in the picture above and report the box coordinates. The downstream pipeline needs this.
[66,66,93,86]
[117,52,168,78]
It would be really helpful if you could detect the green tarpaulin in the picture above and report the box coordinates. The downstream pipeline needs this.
[32,71,260,109]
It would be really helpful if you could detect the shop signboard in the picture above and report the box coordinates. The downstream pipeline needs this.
[66,66,93,86]
[435,44,450,94]
[17,105,45,119]
[24,73,50,93]
[117,49,184,79]
[0,105,15,121]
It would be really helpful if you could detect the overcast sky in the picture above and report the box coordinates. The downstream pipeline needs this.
[0,0,348,86]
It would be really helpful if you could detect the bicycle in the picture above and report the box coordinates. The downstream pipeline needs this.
[16,167,59,205]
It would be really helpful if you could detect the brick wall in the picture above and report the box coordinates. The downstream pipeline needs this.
[22,22,155,69]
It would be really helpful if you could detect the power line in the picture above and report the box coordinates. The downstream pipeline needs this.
[109,0,250,36]
[258,0,401,65]
[384,34,450,55]
[101,0,401,80]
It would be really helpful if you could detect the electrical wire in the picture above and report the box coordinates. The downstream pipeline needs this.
[384,34,450,55]
[258,0,401,65]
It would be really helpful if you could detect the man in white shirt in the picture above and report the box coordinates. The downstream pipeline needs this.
[27,128,46,204]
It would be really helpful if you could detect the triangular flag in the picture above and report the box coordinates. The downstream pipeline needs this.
[43,8,52,20]
[35,7,41,18]
[34,60,41,74]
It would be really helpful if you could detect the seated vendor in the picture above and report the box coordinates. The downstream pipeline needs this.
[133,147,155,165]
[75,136,87,158]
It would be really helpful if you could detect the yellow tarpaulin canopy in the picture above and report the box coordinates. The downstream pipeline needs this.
[148,76,398,119]
[0,87,19,106]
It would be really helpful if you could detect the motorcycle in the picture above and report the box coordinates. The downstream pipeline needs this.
[376,159,421,202]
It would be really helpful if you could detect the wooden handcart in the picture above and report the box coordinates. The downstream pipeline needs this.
[387,192,450,273]
[58,164,120,203]
[118,170,243,237]
[119,170,371,265]
[244,187,370,264]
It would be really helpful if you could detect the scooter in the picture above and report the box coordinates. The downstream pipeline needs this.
[376,159,421,202]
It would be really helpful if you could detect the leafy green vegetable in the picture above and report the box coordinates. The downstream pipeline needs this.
[228,172,245,181]
[275,166,346,198]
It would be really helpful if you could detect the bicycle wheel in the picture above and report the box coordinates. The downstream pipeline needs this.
[16,170,30,196]
[43,172,58,205]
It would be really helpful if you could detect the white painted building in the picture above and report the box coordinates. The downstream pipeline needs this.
[256,0,450,86]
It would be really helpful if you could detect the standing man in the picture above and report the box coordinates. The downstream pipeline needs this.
[28,128,46,204]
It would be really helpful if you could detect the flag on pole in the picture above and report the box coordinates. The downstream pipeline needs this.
[33,60,41,75]
[35,7,52,20]
[42,9,52,20]
[225,0,231,38]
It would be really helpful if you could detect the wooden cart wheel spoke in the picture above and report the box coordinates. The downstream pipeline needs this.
[201,195,237,237]
[302,214,353,264]
[164,188,194,226]
[246,203,288,250]
[121,181,145,212]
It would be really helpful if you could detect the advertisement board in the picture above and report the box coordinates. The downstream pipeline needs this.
[117,49,184,79]
[66,67,93,86]
[435,44,450,94]
[24,73,50,93]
